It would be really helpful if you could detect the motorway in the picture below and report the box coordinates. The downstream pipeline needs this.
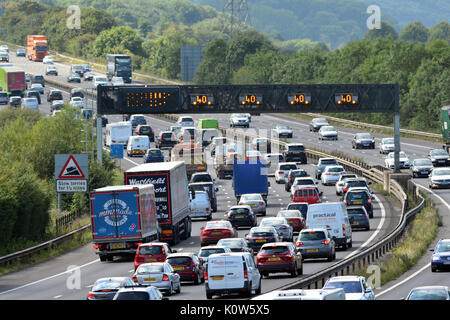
[0,52,449,300]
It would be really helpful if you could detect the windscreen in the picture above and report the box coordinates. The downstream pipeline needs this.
[249,229,275,237]
[166,257,192,264]
[346,192,369,201]
[199,248,225,257]
[261,246,289,254]
[230,208,250,215]
[299,231,326,241]
[115,292,149,300]
[137,246,163,255]
[137,265,164,274]
[320,159,338,165]
[288,145,305,151]
[92,280,122,292]
[218,239,243,247]
[324,281,362,294]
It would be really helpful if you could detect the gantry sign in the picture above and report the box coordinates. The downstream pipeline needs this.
[96,83,401,172]
[97,84,399,115]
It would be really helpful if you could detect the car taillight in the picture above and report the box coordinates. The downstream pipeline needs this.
[239,202,243,205]
[278,171,284,174]
[368,198,372,204]
[112,140,116,143]
[244,269,248,279]
[221,229,232,234]
[87,292,95,298]
[342,224,346,237]
[206,208,210,212]
[162,274,169,281]
[321,240,330,245]
[132,275,138,283]
[259,201,265,206]
[344,200,347,205]
[204,271,208,281]
[280,226,289,230]
[296,241,303,246]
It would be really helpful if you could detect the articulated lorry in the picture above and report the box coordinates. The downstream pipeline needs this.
[170,142,207,180]
[233,160,269,204]
[0,66,26,97]
[106,54,132,83]
[90,184,159,261]
[27,35,48,62]
[125,161,192,245]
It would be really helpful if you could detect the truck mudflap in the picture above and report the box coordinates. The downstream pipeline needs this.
[159,217,192,245]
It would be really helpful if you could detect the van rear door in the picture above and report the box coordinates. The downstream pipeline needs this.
[223,255,245,289]
[207,255,227,290]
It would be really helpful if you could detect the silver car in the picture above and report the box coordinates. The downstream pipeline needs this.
[198,246,232,264]
[239,193,266,215]
[295,228,336,261]
[273,125,293,138]
[410,158,434,178]
[259,217,293,242]
[132,262,181,296]
[379,137,394,154]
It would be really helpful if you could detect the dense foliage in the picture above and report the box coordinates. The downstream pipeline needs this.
[0,107,116,249]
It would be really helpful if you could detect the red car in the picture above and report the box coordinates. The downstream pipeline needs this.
[291,187,321,204]
[256,242,303,278]
[133,242,176,271]
[166,252,205,285]
[276,210,305,233]
[200,220,238,247]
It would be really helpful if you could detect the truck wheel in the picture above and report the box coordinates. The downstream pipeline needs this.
[99,255,107,262]
[106,255,114,262]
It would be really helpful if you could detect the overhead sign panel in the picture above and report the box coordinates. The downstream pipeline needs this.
[97,84,398,115]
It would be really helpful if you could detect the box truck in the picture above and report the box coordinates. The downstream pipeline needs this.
[0,66,26,97]
[125,161,192,245]
[90,184,159,261]
[27,35,48,62]
[106,54,132,83]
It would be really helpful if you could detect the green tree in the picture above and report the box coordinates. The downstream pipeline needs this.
[92,26,144,58]
[365,21,399,41]
[428,20,450,43]
[400,22,429,43]
[194,38,230,84]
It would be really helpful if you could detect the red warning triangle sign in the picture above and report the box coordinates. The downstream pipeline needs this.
[58,155,85,179]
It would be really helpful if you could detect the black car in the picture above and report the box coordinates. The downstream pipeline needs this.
[352,133,375,149]
[47,89,63,102]
[286,202,308,219]
[156,131,177,149]
[189,182,218,212]
[135,125,155,142]
[283,143,307,164]
[71,88,85,99]
[67,73,81,83]
[245,227,280,253]
[8,96,21,107]
[83,72,94,81]
[309,117,329,132]
[226,206,257,230]
[342,178,371,195]
[31,75,45,87]
[25,90,41,104]
[344,189,374,218]
[285,169,310,192]
[347,206,370,231]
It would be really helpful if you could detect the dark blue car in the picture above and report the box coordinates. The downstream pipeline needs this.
[431,239,450,272]
[145,148,164,163]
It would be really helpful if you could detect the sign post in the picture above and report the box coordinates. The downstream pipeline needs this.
[55,154,89,211]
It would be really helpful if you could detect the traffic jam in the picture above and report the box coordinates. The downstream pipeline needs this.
[87,114,380,301]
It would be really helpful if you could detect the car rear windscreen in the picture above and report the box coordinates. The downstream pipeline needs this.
[114,292,149,300]
[346,192,369,201]
[261,246,289,254]
[299,231,326,241]
[199,248,225,257]
[230,208,250,215]
[138,246,163,255]
[281,164,297,170]
[288,146,304,151]
[166,257,192,264]
[137,265,164,274]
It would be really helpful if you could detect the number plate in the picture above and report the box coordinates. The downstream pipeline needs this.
[211,276,224,280]
[306,249,319,252]
[256,239,266,243]
[235,215,244,219]
[144,278,156,282]
[353,200,363,204]
[112,243,125,249]
[173,266,184,271]
[268,257,280,261]
[352,222,359,225]
[212,232,222,236]
[146,258,157,262]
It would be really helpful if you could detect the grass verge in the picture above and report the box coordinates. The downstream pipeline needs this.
[354,193,440,286]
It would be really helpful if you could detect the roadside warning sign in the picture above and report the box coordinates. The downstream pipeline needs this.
[58,155,85,179]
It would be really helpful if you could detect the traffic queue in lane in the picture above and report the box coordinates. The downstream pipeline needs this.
[84,113,385,300]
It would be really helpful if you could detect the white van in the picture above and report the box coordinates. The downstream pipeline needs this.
[205,252,261,299]
[189,190,212,220]
[105,122,132,147]
[126,135,150,157]
[305,202,352,249]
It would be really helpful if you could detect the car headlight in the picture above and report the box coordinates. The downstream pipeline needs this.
[432,255,441,261]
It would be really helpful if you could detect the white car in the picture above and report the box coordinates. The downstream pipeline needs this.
[70,97,84,108]
[318,126,338,140]
[229,113,250,128]
[322,276,375,300]
[111,76,124,86]
[335,173,358,195]
[272,125,293,138]
[21,97,39,111]
[274,162,298,184]
[42,55,54,64]
[290,177,320,196]
[379,137,395,154]
[384,151,410,169]
[176,116,195,127]
[93,75,108,87]
[321,165,346,185]
[429,167,450,189]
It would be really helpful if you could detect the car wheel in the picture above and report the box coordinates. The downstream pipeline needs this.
[206,292,213,299]
[298,263,303,275]
[255,279,262,295]
[327,254,334,262]
[176,282,181,294]
[431,266,437,272]
[290,264,298,277]
[167,283,173,296]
